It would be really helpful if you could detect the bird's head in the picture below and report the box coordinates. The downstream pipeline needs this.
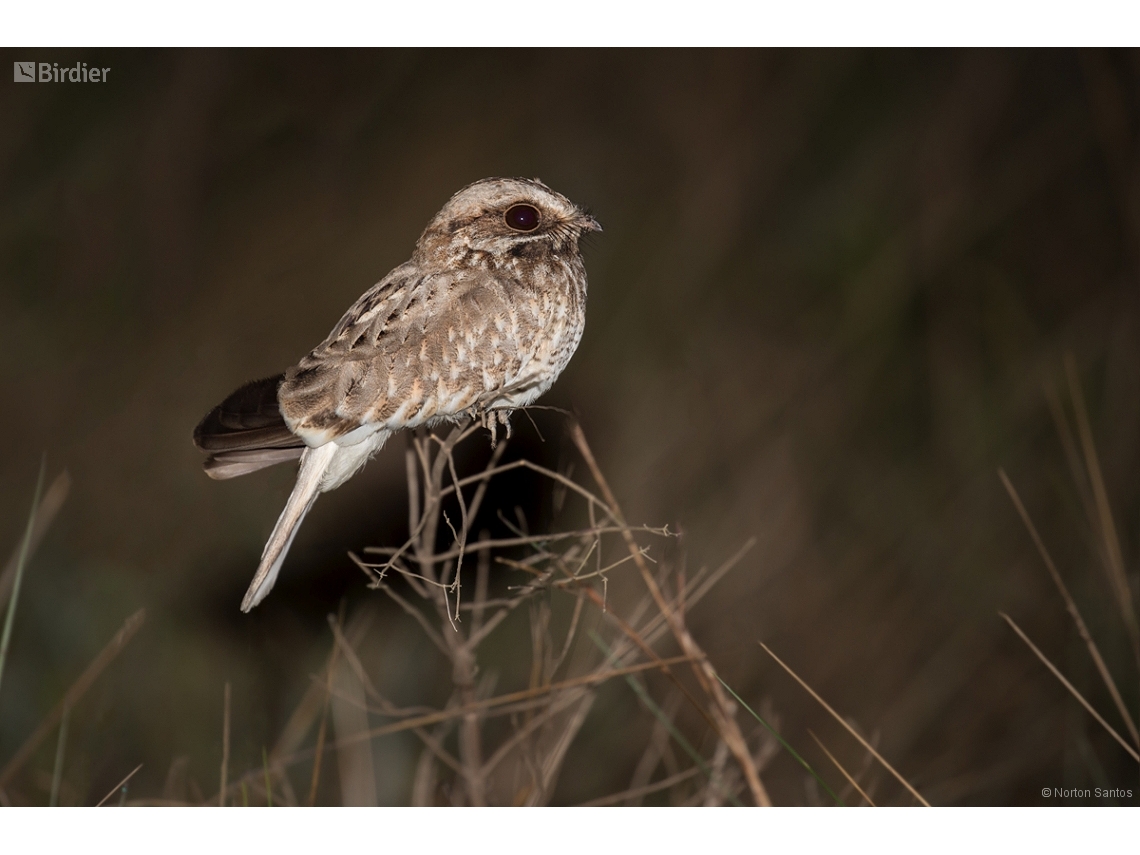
[413,177,601,267]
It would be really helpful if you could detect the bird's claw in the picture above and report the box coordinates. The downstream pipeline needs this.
[480,408,512,448]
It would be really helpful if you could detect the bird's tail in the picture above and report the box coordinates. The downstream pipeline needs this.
[241,442,338,612]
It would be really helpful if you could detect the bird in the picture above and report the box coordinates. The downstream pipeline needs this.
[193,177,600,612]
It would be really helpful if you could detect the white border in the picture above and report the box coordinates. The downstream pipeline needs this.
[1,806,1137,852]
[2,1,1139,48]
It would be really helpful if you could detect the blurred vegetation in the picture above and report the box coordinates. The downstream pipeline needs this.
[0,49,1136,805]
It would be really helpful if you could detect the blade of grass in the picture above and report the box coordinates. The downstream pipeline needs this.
[49,704,70,807]
[1064,355,1140,665]
[809,729,876,806]
[219,682,231,806]
[1043,379,1096,531]
[95,764,142,807]
[262,747,273,807]
[759,641,931,806]
[588,630,742,807]
[999,612,1139,762]
[0,456,47,703]
[308,608,345,806]
[0,468,68,613]
[716,675,843,806]
[999,469,1139,748]
[0,608,146,789]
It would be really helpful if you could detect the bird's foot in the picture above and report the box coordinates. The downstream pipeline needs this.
[481,408,512,448]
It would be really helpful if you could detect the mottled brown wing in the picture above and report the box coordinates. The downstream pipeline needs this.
[279,267,528,443]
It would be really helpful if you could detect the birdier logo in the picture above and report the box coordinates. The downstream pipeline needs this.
[13,62,110,83]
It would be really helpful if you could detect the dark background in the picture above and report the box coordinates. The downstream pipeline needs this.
[0,49,1136,805]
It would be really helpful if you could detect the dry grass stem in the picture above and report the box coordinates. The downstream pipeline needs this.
[0,608,146,790]
[1063,355,1140,666]
[809,729,874,806]
[759,641,931,806]
[580,766,703,806]
[48,704,70,807]
[570,422,771,807]
[0,457,47,704]
[95,763,143,807]
[998,612,1139,762]
[220,417,778,805]
[999,469,1139,748]
[0,468,69,613]
[329,655,698,749]
[219,682,230,806]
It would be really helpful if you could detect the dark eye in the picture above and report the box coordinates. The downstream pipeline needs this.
[504,204,540,232]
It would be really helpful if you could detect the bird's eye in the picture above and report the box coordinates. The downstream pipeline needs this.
[504,204,540,232]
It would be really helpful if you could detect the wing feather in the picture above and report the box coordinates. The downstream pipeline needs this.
[193,374,305,478]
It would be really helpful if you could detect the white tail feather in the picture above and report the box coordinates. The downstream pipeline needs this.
[241,442,338,612]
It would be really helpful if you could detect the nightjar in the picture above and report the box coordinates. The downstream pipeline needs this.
[193,177,600,611]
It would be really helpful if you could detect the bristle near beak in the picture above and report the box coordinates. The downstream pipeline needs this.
[576,212,602,233]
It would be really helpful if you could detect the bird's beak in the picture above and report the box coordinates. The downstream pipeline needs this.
[576,212,603,233]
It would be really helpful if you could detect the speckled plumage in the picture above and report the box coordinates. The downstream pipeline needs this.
[194,178,599,611]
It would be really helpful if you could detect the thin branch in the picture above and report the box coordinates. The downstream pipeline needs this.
[482,688,592,779]
[362,524,672,564]
[582,586,721,738]
[463,569,555,651]
[329,610,467,777]
[459,437,511,535]
[471,531,491,637]
[549,593,587,680]
[427,457,620,525]
[631,539,755,655]
[349,554,448,656]
[529,686,597,805]
[282,655,697,765]
[406,443,421,541]
[411,722,465,777]
[439,512,461,631]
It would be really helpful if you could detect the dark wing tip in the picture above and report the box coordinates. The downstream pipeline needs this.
[193,373,301,455]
